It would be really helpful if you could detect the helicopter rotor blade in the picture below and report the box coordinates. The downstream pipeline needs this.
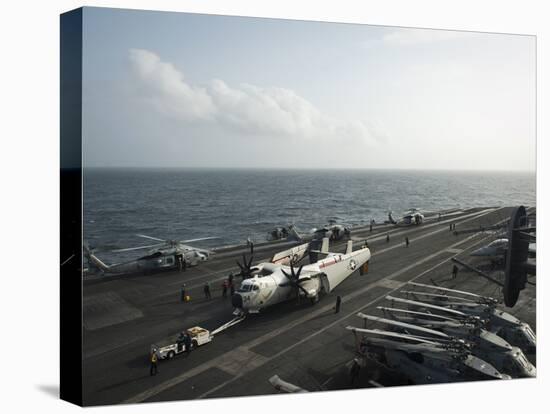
[111,243,165,253]
[178,236,220,244]
[136,234,166,242]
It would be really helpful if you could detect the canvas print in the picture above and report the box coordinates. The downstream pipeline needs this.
[62,6,536,406]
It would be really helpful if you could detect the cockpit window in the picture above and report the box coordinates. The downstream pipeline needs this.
[258,268,274,276]
[237,285,252,292]
[237,284,259,292]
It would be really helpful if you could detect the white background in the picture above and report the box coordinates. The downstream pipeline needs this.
[0,0,547,412]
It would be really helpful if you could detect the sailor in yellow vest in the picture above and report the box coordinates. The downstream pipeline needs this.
[150,349,158,376]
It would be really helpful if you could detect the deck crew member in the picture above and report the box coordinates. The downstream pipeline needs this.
[405,236,410,247]
[350,358,361,386]
[204,281,211,299]
[176,332,185,352]
[183,333,192,355]
[222,279,228,298]
[150,350,158,376]
[181,284,187,302]
[386,234,390,243]
[335,295,342,313]
[452,264,459,279]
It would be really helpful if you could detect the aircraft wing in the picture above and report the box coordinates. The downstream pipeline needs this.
[317,246,371,292]
[271,242,310,265]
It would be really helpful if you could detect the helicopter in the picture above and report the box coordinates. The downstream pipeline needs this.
[231,237,370,314]
[359,311,535,378]
[386,208,425,226]
[287,222,351,243]
[347,325,510,385]
[267,227,290,241]
[470,238,509,260]
[84,234,218,275]
[385,289,536,358]
[453,206,536,307]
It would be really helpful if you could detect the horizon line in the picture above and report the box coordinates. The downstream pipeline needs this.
[82,166,536,173]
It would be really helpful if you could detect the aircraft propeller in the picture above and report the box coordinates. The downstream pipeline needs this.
[236,253,255,279]
[279,263,311,302]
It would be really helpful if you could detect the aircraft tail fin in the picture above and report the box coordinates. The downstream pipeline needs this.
[345,240,353,255]
[287,225,303,242]
[320,237,329,254]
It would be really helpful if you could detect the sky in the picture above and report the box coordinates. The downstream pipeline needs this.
[82,7,536,171]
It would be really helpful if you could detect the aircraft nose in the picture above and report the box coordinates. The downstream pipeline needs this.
[232,293,243,308]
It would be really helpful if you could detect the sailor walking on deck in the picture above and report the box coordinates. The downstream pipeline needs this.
[335,295,342,313]
[222,279,228,298]
[246,237,254,254]
[204,281,211,299]
[452,264,459,279]
[150,350,158,376]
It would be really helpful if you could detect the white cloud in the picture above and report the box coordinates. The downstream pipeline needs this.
[129,49,216,121]
[128,48,383,145]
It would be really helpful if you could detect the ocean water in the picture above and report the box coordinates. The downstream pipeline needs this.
[83,169,535,263]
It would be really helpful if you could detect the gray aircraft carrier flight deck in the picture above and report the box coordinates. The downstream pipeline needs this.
[82,206,536,405]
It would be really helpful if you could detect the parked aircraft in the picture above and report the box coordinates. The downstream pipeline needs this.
[267,227,290,241]
[287,223,351,242]
[361,312,535,378]
[347,326,510,384]
[471,238,508,259]
[231,238,370,313]
[387,208,424,226]
[386,291,536,358]
[84,234,217,275]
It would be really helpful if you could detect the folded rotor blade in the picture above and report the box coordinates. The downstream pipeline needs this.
[178,236,219,243]
[136,234,166,242]
[112,243,165,253]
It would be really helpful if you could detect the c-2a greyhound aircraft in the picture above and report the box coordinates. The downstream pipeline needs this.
[231,238,371,314]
